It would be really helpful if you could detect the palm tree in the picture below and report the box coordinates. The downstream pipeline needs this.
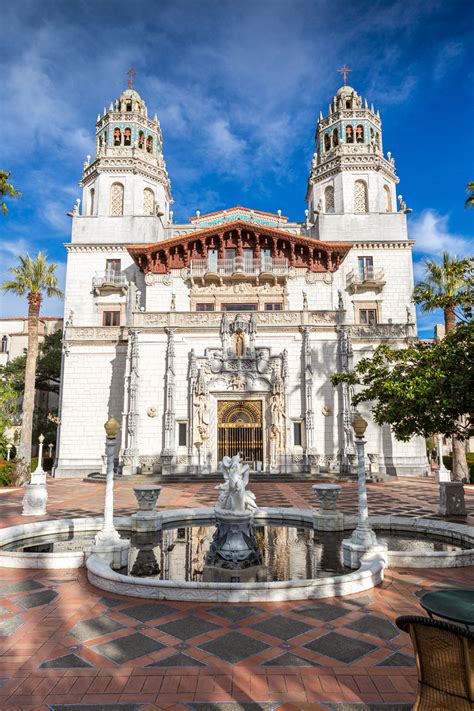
[413,252,473,481]
[465,181,474,209]
[1,253,63,481]
[413,252,472,332]
[0,171,21,215]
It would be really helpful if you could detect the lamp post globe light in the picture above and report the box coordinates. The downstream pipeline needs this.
[91,417,129,569]
[342,413,387,569]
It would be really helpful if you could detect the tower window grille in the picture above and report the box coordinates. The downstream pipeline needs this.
[345,125,354,143]
[124,127,132,146]
[356,124,364,143]
[110,182,124,216]
[324,185,335,213]
[384,185,392,212]
[143,188,155,215]
[354,180,368,213]
[146,135,153,153]
[324,133,331,151]
[332,128,339,147]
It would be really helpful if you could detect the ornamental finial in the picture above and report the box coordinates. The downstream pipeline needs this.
[127,68,137,89]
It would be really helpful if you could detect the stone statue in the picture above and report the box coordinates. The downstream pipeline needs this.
[170,293,176,311]
[302,292,308,310]
[215,454,257,513]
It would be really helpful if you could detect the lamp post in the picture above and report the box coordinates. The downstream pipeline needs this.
[22,434,48,516]
[92,417,129,569]
[342,413,386,568]
[30,434,46,484]
[437,434,451,482]
[48,443,53,459]
[6,444,12,461]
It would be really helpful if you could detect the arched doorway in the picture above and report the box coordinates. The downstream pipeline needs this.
[217,400,263,465]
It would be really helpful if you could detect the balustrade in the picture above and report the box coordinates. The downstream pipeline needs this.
[189,256,289,277]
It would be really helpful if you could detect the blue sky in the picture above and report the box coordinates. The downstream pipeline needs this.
[1,0,473,335]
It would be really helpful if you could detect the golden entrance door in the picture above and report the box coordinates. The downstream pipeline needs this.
[217,400,263,465]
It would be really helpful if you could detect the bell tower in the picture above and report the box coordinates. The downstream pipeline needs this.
[306,82,399,229]
[78,79,172,240]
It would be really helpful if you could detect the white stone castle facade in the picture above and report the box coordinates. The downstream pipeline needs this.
[55,82,428,479]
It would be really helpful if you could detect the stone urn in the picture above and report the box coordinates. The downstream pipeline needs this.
[312,484,344,531]
[131,486,162,532]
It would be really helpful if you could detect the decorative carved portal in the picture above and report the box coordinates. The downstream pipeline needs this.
[217,400,263,465]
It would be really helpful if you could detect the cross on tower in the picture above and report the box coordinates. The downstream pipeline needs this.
[127,68,137,89]
[337,64,352,87]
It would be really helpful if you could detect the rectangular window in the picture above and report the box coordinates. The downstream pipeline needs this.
[264,303,282,311]
[221,303,257,311]
[293,422,302,447]
[103,311,120,326]
[358,256,374,281]
[178,422,187,447]
[196,303,214,311]
[106,259,121,274]
[359,309,377,325]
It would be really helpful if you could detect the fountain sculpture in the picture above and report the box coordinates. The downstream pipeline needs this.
[203,454,265,582]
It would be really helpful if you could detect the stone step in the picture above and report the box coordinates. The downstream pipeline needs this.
[84,471,358,484]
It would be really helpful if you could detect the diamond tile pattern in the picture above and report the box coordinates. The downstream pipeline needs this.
[70,615,126,642]
[0,616,25,637]
[263,651,319,667]
[303,631,377,663]
[40,653,94,669]
[206,605,265,622]
[121,601,179,622]
[377,652,416,667]
[14,589,58,608]
[92,632,165,664]
[156,615,219,640]
[292,601,350,622]
[252,614,314,640]
[199,631,270,663]
[147,652,206,667]
[345,614,399,641]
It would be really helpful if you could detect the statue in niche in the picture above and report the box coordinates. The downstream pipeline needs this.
[234,331,245,356]
[215,454,257,513]
[270,389,287,454]
[193,373,209,446]
[302,292,308,310]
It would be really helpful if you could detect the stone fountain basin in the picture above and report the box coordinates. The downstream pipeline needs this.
[0,508,472,592]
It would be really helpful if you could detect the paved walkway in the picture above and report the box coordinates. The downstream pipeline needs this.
[0,478,472,710]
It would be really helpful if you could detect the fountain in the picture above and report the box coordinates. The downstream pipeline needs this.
[203,454,266,582]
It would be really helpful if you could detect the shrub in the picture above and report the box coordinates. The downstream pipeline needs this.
[0,460,17,487]
[443,454,474,484]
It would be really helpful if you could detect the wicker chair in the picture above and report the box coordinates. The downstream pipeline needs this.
[396,615,474,710]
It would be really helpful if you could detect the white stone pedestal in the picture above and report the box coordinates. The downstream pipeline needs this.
[92,532,130,570]
[131,486,162,533]
[312,484,344,531]
[438,482,466,516]
[22,483,48,516]
[342,538,387,569]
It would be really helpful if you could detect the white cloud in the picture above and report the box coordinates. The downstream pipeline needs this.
[409,210,472,258]
[433,41,463,81]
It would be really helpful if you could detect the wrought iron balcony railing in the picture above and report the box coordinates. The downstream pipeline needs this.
[92,270,128,290]
[346,267,385,289]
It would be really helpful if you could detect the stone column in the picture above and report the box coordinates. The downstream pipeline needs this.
[337,326,355,475]
[92,417,129,569]
[301,328,317,473]
[161,329,176,476]
[342,414,386,568]
[122,329,140,476]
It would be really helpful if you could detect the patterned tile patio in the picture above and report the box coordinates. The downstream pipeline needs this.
[0,476,472,709]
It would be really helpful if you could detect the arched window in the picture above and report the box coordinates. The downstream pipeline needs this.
[124,127,132,146]
[384,185,392,212]
[143,188,155,215]
[1,336,8,353]
[110,182,124,216]
[356,125,364,143]
[354,180,368,213]
[138,131,145,149]
[126,101,132,112]
[375,132,380,149]
[113,128,121,146]
[345,125,354,143]
[146,135,153,153]
[332,128,339,147]
[346,99,352,109]
[324,185,335,214]
[89,188,95,216]
[324,133,331,151]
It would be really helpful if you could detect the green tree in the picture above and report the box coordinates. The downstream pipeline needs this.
[0,379,18,458]
[413,252,473,480]
[465,181,474,209]
[331,324,473,481]
[0,171,21,216]
[0,330,62,396]
[1,253,63,481]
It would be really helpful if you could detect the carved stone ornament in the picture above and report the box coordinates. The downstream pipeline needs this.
[313,484,341,511]
[321,405,332,416]
[147,407,157,418]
